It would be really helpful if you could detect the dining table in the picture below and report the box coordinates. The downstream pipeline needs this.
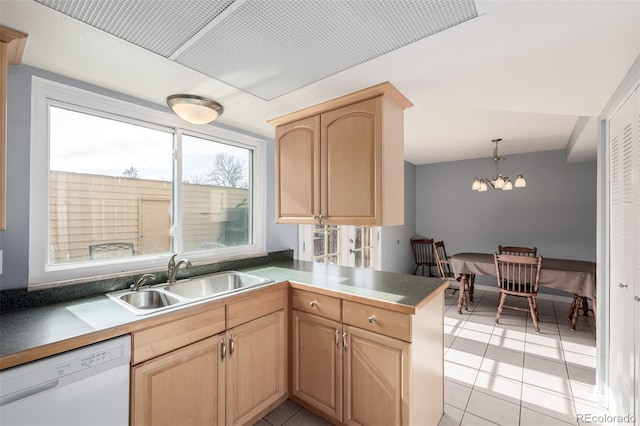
[449,252,597,317]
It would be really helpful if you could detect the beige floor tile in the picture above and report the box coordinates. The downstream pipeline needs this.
[438,404,465,426]
[461,412,500,425]
[520,407,576,425]
[465,389,521,425]
[445,378,473,410]
[473,371,523,405]
[264,399,302,426]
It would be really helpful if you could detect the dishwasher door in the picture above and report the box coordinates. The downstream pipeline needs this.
[0,335,131,426]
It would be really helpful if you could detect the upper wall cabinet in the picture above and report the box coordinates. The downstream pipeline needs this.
[269,82,412,226]
[0,26,29,231]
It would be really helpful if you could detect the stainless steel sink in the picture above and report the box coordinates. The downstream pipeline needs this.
[119,290,180,310]
[164,271,272,299]
[107,271,273,315]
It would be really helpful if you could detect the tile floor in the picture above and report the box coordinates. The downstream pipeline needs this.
[255,289,602,426]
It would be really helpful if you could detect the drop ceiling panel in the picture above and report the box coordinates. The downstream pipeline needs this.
[174,0,478,100]
[35,0,235,58]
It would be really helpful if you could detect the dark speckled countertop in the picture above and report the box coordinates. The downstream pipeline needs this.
[0,259,447,368]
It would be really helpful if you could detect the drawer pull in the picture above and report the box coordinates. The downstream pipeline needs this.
[368,315,376,324]
[310,300,318,308]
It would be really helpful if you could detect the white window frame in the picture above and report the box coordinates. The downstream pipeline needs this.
[29,77,266,288]
[298,224,381,270]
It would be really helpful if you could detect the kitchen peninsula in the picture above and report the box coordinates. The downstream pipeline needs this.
[0,259,447,426]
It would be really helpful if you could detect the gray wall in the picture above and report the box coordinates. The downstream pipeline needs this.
[380,161,417,274]
[0,65,297,290]
[415,149,597,293]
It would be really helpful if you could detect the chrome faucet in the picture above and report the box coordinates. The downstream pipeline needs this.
[167,253,192,284]
[131,273,156,291]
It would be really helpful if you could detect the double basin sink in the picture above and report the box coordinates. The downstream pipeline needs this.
[108,271,273,315]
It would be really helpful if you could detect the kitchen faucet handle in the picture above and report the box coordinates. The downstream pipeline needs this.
[131,273,156,291]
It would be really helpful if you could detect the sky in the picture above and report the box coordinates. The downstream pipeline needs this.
[49,106,249,183]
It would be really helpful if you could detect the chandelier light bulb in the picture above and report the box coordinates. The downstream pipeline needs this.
[471,139,527,193]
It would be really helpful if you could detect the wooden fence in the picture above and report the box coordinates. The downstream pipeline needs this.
[50,171,249,263]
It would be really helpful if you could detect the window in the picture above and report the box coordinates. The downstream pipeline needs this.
[29,78,266,287]
[299,224,380,269]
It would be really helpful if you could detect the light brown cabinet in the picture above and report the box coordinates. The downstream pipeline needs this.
[292,309,343,420]
[270,82,412,226]
[343,326,409,426]
[0,26,28,231]
[226,310,286,426]
[291,288,444,426]
[132,335,226,426]
[131,285,287,426]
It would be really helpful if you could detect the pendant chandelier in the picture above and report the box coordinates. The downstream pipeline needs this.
[471,138,526,192]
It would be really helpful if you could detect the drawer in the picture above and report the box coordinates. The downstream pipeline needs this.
[292,288,341,322]
[227,285,285,329]
[342,300,411,342]
[132,306,225,364]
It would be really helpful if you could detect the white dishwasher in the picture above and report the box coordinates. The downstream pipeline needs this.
[0,335,131,426]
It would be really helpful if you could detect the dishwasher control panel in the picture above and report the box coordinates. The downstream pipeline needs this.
[0,335,131,399]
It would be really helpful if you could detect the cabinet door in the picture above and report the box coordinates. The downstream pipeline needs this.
[343,326,409,426]
[321,97,382,225]
[131,335,226,426]
[292,310,343,421]
[226,310,286,426]
[275,115,321,224]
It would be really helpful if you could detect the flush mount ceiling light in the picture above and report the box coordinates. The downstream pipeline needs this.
[166,94,224,124]
[471,139,526,192]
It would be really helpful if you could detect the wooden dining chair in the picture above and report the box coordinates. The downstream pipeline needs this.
[410,238,436,276]
[568,294,594,330]
[498,245,537,257]
[434,241,470,310]
[494,253,543,332]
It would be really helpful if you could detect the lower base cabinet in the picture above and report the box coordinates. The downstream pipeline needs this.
[131,287,287,426]
[132,335,226,426]
[292,310,410,426]
[292,310,343,420]
[343,326,409,426]
[292,290,444,426]
[227,310,286,425]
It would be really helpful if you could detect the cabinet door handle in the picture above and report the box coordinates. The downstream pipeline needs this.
[619,283,628,288]
[342,330,349,352]
[368,315,376,324]
[221,339,226,361]
[310,300,318,308]
[635,296,640,302]
[229,334,234,357]
[335,327,341,348]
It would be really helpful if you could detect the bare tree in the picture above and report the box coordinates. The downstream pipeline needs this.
[122,166,139,178]
[206,153,247,188]
[183,174,208,184]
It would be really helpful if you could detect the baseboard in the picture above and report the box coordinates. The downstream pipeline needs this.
[471,284,575,304]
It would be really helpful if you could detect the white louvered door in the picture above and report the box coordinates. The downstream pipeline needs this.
[608,84,639,423]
